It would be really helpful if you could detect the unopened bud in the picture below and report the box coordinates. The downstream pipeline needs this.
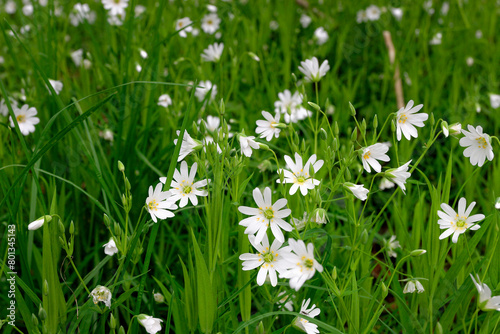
[361,229,368,244]
[334,122,339,137]
[58,220,65,234]
[410,249,427,257]
[348,102,356,116]
[109,313,116,329]
[344,168,351,181]
[32,313,39,326]
[351,128,357,142]
[39,305,47,320]
[332,266,337,280]
[117,161,125,172]
[247,52,260,62]
[125,177,131,191]
[58,236,65,247]
[118,326,126,334]
[319,128,328,140]
[308,101,321,111]
[114,222,122,236]
[381,282,388,296]
[43,281,49,296]
[103,214,111,228]
[373,114,378,129]
[430,113,435,126]
[69,221,75,235]
[435,322,443,334]
[259,143,270,151]
[391,119,396,132]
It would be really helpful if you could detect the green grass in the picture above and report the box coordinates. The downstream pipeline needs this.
[1,0,499,333]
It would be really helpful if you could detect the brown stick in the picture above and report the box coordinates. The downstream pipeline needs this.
[383,31,404,109]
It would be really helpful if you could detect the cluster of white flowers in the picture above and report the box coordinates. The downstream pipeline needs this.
[175,12,221,38]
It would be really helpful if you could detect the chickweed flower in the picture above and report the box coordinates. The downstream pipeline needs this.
[239,234,292,286]
[90,285,112,308]
[201,42,224,62]
[157,94,172,108]
[28,215,52,231]
[0,97,17,116]
[103,238,119,256]
[313,27,328,45]
[274,90,311,123]
[9,104,40,136]
[384,160,412,194]
[293,298,321,334]
[384,235,401,258]
[195,80,217,103]
[153,292,165,303]
[489,93,500,109]
[379,178,395,190]
[402,279,425,294]
[459,125,494,167]
[238,187,292,243]
[239,134,260,157]
[290,212,309,231]
[175,17,193,37]
[138,314,163,334]
[298,57,330,83]
[145,183,178,223]
[164,161,209,208]
[173,130,203,162]
[255,111,282,141]
[437,197,485,243]
[277,153,324,196]
[365,5,382,21]
[300,14,312,28]
[281,239,323,291]
[360,143,390,173]
[395,100,428,141]
[201,13,221,34]
[277,291,294,311]
[101,0,129,16]
[311,208,327,224]
[47,79,63,95]
[344,183,369,201]
[495,198,500,210]
[470,274,500,311]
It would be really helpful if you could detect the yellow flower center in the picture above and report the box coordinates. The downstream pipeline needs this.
[304,258,314,269]
[399,114,408,124]
[363,152,371,160]
[262,249,277,263]
[456,219,466,228]
[263,208,274,219]
[16,115,25,123]
[476,137,487,149]
[183,186,192,194]
[207,20,213,25]
[148,199,158,211]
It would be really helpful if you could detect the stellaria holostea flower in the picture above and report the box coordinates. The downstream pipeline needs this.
[293,298,321,334]
[298,57,330,83]
[255,111,281,141]
[384,160,412,194]
[277,153,324,196]
[437,197,484,243]
[145,183,178,223]
[90,285,112,308]
[239,134,260,157]
[175,17,193,37]
[101,0,129,16]
[103,238,119,256]
[402,279,425,294]
[395,100,428,141]
[360,143,390,173]
[280,239,323,291]
[201,13,220,34]
[344,183,369,201]
[470,274,500,311]
[173,130,203,162]
[459,125,494,167]
[195,80,217,103]
[162,161,209,208]
[138,314,163,334]
[9,104,40,136]
[384,235,401,258]
[201,42,224,62]
[157,94,172,108]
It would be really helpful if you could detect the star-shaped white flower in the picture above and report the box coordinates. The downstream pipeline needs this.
[298,57,330,83]
[173,130,203,162]
[138,314,163,334]
[201,42,224,62]
[293,298,321,334]
[101,0,129,16]
[395,100,428,141]
[385,160,412,194]
[255,111,281,141]
[145,183,178,223]
[459,125,494,167]
[384,235,401,258]
[360,143,390,173]
[103,238,119,256]
[195,80,217,103]
[238,187,292,243]
[280,239,323,291]
[470,274,500,311]
[277,153,324,196]
[201,13,220,34]
[437,197,485,243]
[163,161,209,208]
[239,135,260,157]
[90,285,112,308]
[345,183,369,201]
[175,17,193,37]
[9,104,40,136]
[239,234,292,286]
[157,94,172,107]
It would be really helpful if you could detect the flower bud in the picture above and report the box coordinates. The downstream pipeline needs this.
[332,266,337,280]
[373,114,378,129]
[32,313,39,327]
[69,221,75,235]
[350,128,357,142]
[117,160,125,172]
[319,128,328,140]
[348,102,356,116]
[118,326,126,334]
[435,322,443,334]
[109,313,116,329]
[154,292,165,303]
[495,197,500,210]
[114,222,122,236]
[381,282,388,297]
[258,143,270,151]
[247,52,260,62]
[58,220,65,234]
[125,177,131,191]
[334,121,339,137]
[361,229,368,244]
[58,236,65,247]
[344,167,351,181]
[360,118,367,137]
[410,249,427,257]
[103,214,111,228]
[43,281,49,296]
[39,305,47,321]
[391,119,396,132]
[311,208,327,224]
[308,101,321,111]
[219,98,225,115]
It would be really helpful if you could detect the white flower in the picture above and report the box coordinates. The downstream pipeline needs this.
[379,178,395,190]
[175,17,193,37]
[437,197,485,243]
[22,4,33,16]
[201,13,221,34]
[489,94,500,109]
[277,291,294,311]
[280,239,323,291]
[470,274,500,311]
[384,235,401,258]
[70,3,96,26]
[255,111,281,141]
[201,42,224,62]
[71,49,84,67]
[163,161,209,208]
[496,198,500,210]
[238,187,292,243]
[293,298,321,334]
[239,234,292,286]
[138,314,163,334]
[442,122,462,138]
[274,90,311,123]
[345,183,369,201]
[356,10,368,23]
[157,94,172,107]
[314,27,328,45]
[0,97,17,117]
[239,135,260,157]
[28,216,51,231]
[195,80,217,103]
[390,7,403,21]
[459,125,494,167]
[153,292,165,303]
[290,212,309,231]
[108,12,125,26]
[9,104,40,136]
[300,14,312,28]
[48,79,63,95]
[476,30,483,39]
[207,4,217,12]
[145,183,178,223]
[429,32,442,45]
[5,1,16,14]
[298,57,330,83]
[173,130,203,162]
[403,280,425,294]
[385,160,412,193]
[103,238,119,256]
[311,208,327,224]
[360,143,390,173]
[365,5,381,21]
[90,285,112,308]
[395,100,428,141]
[135,5,146,17]
[466,57,474,67]
[277,153,324,196]
[101,0,129,16]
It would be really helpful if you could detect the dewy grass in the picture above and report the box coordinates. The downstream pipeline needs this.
[1,1,500,334]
